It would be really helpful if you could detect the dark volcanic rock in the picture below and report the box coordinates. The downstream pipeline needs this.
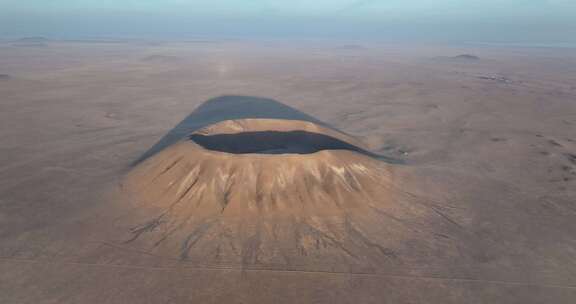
[477,75,514,84]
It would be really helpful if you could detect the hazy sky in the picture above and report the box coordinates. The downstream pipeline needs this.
[1,0,575,43]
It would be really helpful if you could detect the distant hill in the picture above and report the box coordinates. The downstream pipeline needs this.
[336,44,366,50]
[430,54,481,63]
[16,37,50,43]
[452,54,480,60]
[12,37,49,47]
[141,54,184,64]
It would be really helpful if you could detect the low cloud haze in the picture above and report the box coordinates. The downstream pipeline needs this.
[1,0,575,44]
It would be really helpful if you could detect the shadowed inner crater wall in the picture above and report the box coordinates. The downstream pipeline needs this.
[189,131,368,155]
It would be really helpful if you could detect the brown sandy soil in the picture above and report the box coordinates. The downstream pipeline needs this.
[1,40,576,303]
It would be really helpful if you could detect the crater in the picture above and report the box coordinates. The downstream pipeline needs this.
[120,102,414,265]
[189,130,370,155]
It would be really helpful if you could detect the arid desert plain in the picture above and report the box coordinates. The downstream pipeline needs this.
[1,39,576,303]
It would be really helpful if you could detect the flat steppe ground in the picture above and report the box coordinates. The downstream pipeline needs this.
[1,40,576,303]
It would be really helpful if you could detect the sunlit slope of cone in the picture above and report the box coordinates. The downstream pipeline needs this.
[119,119,463,271]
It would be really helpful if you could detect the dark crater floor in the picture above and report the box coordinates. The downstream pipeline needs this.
[189,131,371,155]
